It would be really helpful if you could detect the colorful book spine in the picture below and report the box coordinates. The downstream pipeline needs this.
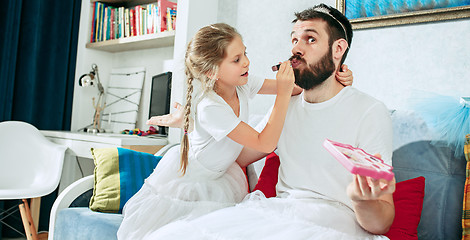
[99,2,105,41]
[119,7,124,38]
[124,8,130,38]
[94,3,100,42]
[142,8,147,35]
[130,8,135,37]
[90,2,97,42]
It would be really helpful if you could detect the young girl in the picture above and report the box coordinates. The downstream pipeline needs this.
[117,23,352,240]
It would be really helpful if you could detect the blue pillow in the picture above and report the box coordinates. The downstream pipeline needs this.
[90,147,161,213]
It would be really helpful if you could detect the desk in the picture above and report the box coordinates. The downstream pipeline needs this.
[41,131,168,158]
[41,131,168,192]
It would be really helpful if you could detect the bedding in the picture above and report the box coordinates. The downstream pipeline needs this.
[253,153,425,240]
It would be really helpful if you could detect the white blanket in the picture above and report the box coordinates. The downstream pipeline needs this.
[143,191,389,240]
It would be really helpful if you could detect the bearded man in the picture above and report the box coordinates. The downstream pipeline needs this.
[144,4,395,239]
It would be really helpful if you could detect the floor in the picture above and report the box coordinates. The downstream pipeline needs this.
[2,231,47,240]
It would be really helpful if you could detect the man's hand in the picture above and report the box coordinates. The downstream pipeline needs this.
[347,153,395,201]
[347,175,396,201]
[147,102,184,128]
[336,64,353,86]
[346,154,396,234]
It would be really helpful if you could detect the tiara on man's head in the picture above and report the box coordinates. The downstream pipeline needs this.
[312,6,348,43]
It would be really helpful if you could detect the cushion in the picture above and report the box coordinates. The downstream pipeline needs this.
[252,152,280,197]
[384,176,425,240]
[89,147,161,213]
[393,141,466,239]
[254,153,425,239]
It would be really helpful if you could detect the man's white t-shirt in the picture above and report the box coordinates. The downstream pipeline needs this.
[188,75,264,173]
[258,86,393,209]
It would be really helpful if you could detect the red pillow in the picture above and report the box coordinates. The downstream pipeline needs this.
[384,176,425,240]
[252,152,280,198]
[254,153,425,240]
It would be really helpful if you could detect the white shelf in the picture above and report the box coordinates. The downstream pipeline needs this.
[86,31,175,52]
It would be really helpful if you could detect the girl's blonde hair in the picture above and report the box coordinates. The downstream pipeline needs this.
[180,23,241,175]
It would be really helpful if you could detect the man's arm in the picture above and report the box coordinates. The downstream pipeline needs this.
[351,102,395,234]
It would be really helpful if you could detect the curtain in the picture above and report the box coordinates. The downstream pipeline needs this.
[0,0,81,130]
[0,0,81,237]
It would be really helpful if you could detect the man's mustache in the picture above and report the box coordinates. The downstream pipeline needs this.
[289,54,306,63]
[271,54,306,72]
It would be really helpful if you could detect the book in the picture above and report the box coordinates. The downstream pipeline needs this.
[89,1,175,42]
[99,3,105,41]
[169,8,176,31]
[158,0,177,32]
[130,8,135,37]
[90,2,97,42]
[124,8,130,38]
[119,7,125,38]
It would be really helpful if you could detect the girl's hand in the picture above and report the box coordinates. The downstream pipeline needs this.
[275,61,295,96]
[336,64,353,86]
[147,102,184,128]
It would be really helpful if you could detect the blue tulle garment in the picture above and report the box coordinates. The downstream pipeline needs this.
[409,92,470,157]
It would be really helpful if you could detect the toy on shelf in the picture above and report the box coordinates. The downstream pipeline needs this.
[121,126,158,136]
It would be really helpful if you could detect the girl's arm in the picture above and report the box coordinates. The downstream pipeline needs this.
[258,64,353,95]
[257,79,302,96]
[236,146,269,168]
[227,61,294,153]
[148,65,353,129]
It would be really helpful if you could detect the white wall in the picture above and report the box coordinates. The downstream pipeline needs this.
[218,0,323,117]
[71,0,217,137]
[72,0,470,139]
[217,0,470,116]
[348,19,470,110]
[167,0,219,143]
[72,0,112,132]
[110,47,174,130]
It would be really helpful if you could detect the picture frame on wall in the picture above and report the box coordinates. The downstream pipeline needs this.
[336,0,470,29]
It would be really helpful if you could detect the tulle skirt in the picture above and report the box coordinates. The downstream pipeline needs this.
[117,146,249,240]
[145,191,389,240]
[409,91,470,157]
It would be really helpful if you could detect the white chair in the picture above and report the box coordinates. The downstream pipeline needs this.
[0,121,67,240]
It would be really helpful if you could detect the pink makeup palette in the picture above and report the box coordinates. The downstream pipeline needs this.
[322,139,394,181]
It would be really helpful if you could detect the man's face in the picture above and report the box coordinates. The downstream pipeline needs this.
[290,19,336,90]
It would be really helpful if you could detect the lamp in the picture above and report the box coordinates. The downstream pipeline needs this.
[78,63,106,133]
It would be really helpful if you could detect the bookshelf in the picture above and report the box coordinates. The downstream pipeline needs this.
[86,30,175,52]
[73,0,219,144]
[87,0,176,52]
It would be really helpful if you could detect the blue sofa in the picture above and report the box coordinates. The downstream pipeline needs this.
[49,111,467,240]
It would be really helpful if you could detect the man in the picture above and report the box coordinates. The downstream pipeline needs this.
[146,4,394,239]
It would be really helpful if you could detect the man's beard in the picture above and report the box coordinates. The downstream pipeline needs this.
[291,48,336,91]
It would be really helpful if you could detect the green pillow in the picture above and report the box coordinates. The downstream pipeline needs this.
[89,147,161,213]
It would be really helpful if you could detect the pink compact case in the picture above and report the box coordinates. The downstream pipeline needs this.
[323,139,394,181]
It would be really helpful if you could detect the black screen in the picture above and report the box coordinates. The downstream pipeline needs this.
[149,72,172,135]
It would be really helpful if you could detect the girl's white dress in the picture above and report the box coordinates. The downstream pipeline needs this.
[117,76,264,240]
